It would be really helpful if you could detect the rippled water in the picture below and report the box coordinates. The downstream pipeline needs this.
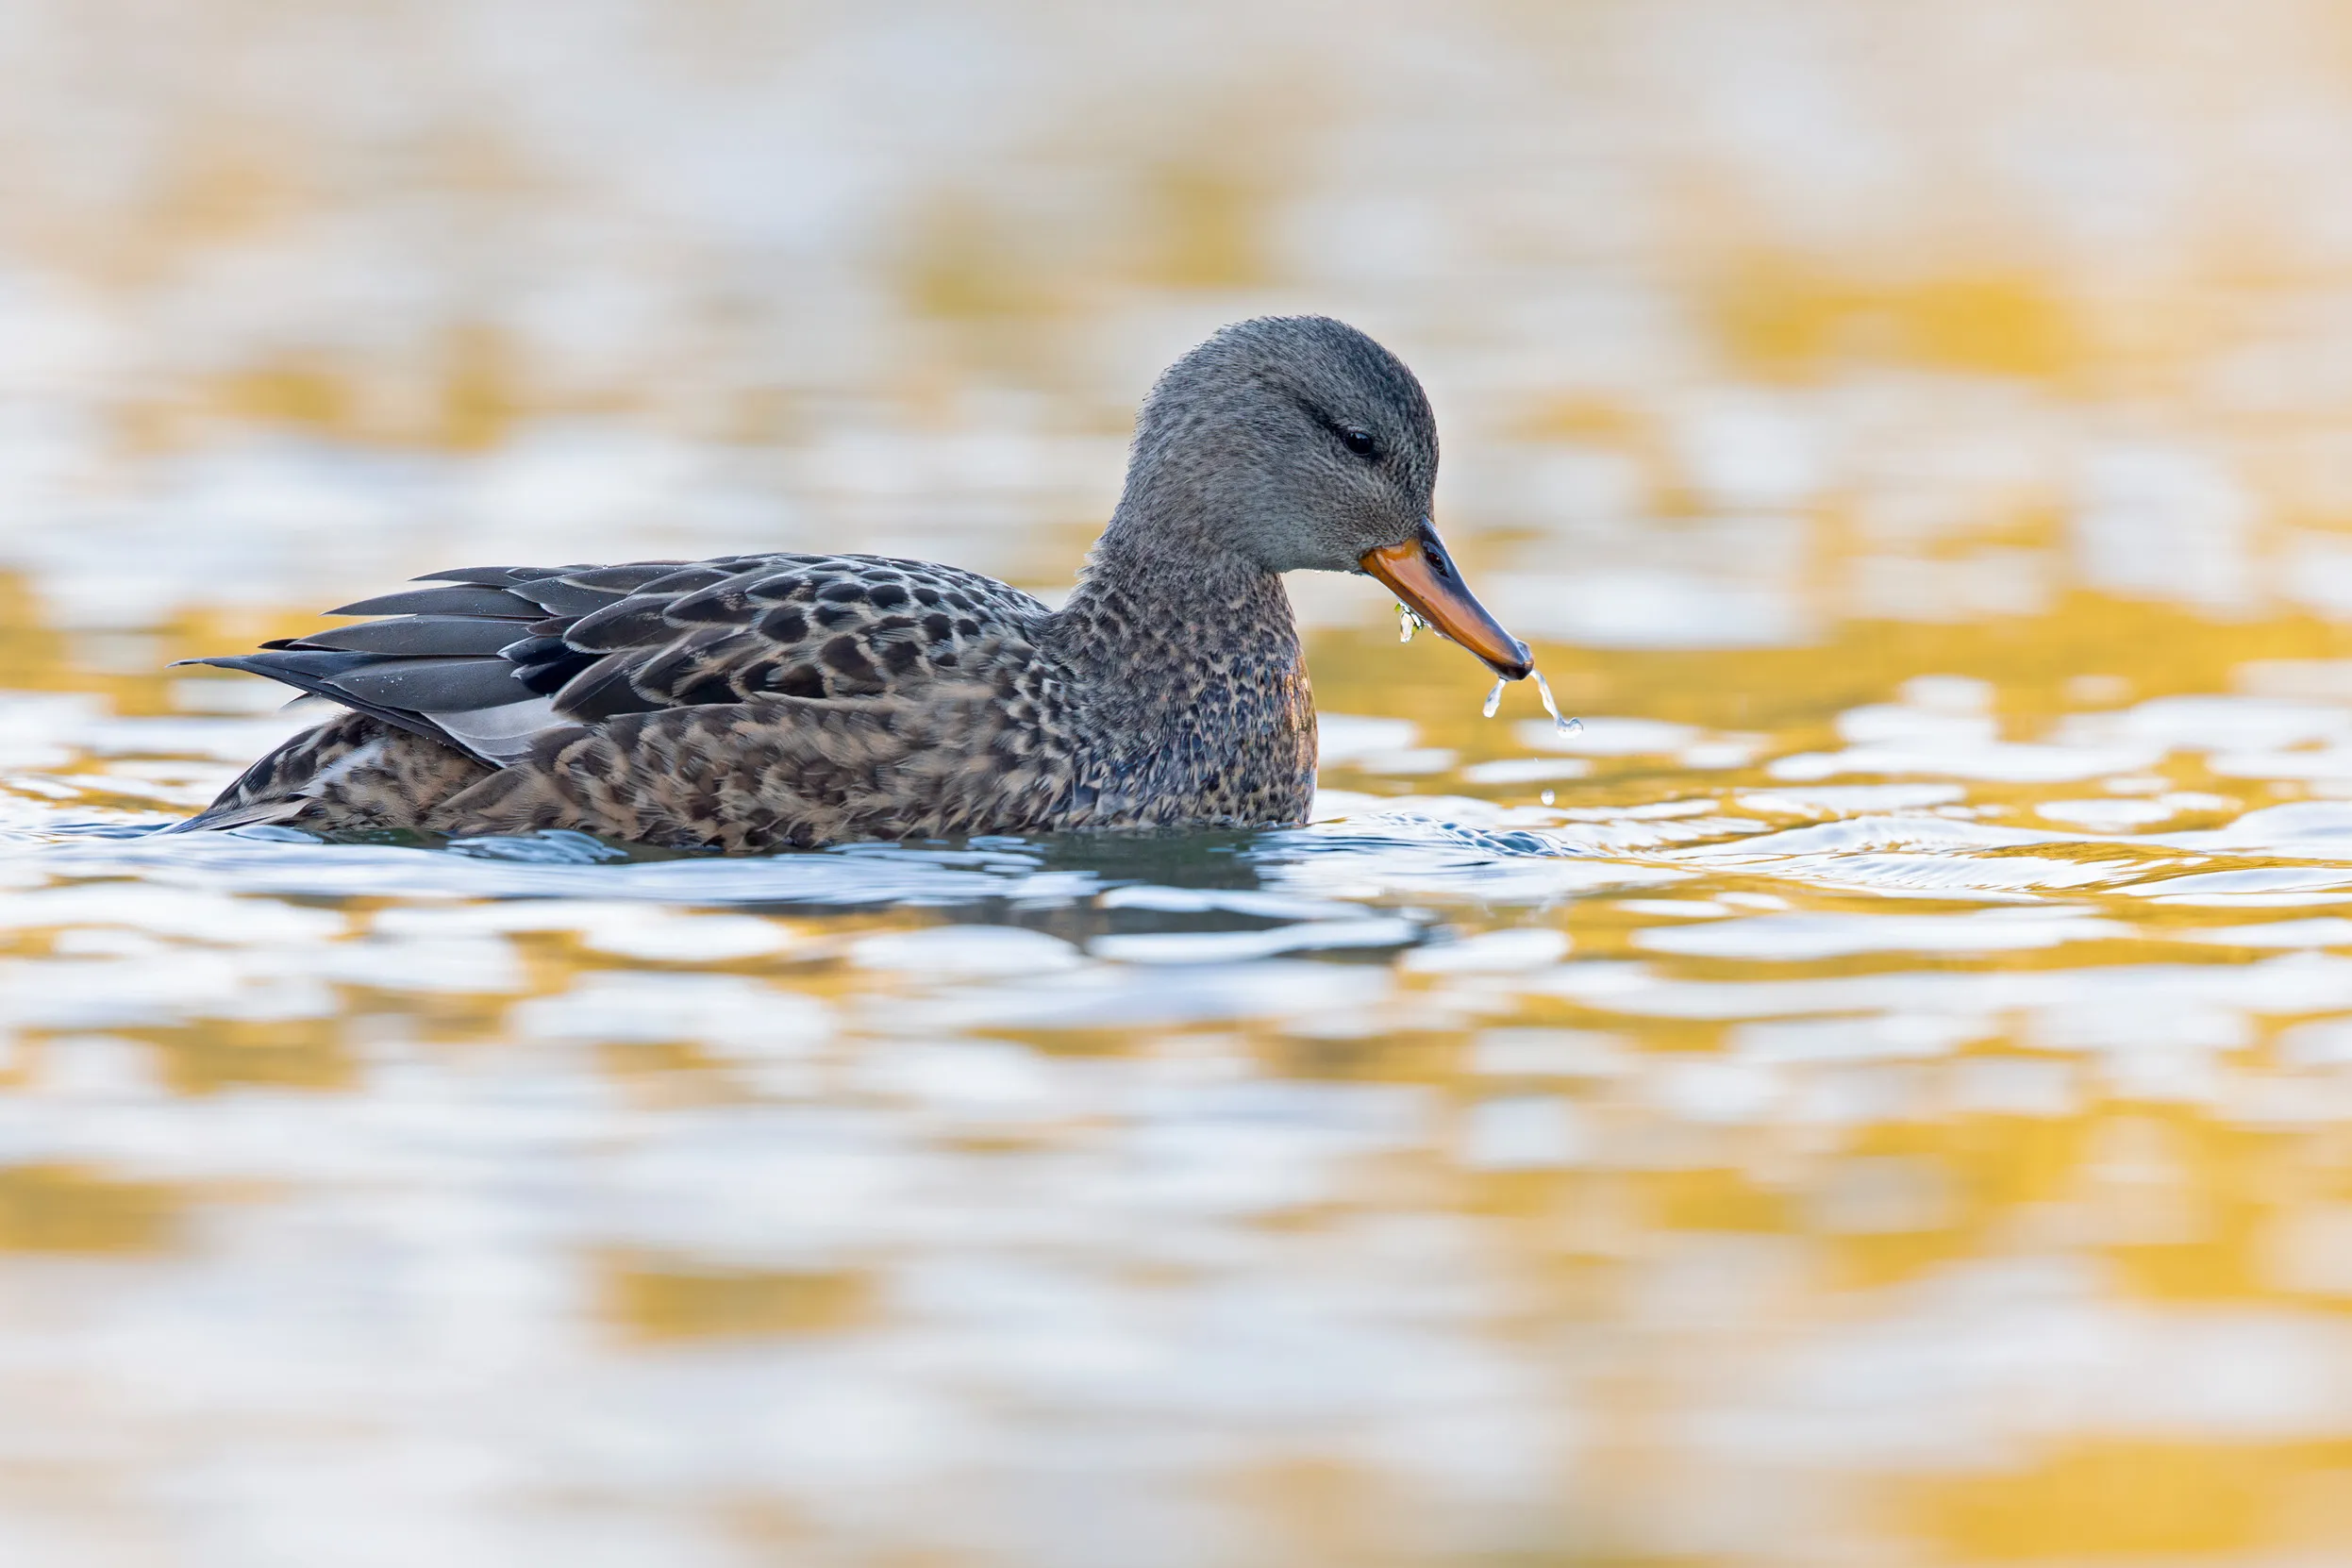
[11,2,2352,1564]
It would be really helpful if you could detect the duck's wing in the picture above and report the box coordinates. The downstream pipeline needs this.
[182,554,1052,766]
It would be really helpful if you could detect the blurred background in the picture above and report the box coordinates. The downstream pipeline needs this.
[14,0,2352,661]
[8,2,2352,1564]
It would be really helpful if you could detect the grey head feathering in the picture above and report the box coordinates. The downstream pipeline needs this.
[1096,315,1441,575]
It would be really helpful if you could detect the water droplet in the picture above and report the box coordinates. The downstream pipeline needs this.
[1482,678,1504,718]
[1540,789,1556,806]
[1397,605,1418,643]
[1532,670,1582,736]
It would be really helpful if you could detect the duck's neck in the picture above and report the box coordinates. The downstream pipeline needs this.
[1049,519,1308,749]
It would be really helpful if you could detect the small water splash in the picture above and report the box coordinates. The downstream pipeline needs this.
[1477,669,1585,735]
[1397,605,1422,643]
[1533,670,1583,737]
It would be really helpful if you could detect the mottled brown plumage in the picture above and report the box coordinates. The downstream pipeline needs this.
[175,317,1524,852]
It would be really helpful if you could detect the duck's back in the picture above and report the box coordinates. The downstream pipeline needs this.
[182,553,1079,850]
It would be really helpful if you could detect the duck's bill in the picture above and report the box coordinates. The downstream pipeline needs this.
[1360,521,1534,680]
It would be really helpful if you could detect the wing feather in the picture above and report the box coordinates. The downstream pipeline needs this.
[507,576,629,617]
[328,584,541,618]
[332,656,538,711]
[181,553,1051,772]
[301,616,544,657]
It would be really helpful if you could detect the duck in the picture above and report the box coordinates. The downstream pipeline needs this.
[174,315,1533,853]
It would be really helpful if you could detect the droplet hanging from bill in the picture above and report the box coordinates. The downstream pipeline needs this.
[1532,670,1582,736]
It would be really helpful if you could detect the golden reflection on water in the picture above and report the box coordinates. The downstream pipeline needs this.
[11,1,2352,1563]
[0,1162,177,1252]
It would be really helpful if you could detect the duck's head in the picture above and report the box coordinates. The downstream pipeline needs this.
[1116,315,1532,680]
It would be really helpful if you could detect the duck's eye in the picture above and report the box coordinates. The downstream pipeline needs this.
[1340,427,1378,459]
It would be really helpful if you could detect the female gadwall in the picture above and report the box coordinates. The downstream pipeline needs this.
[176,316,1532,852]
